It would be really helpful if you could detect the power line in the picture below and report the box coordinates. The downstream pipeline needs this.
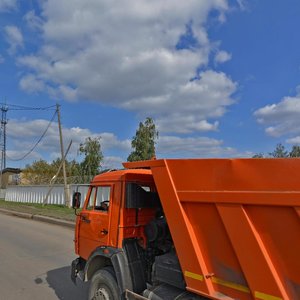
[0,102,56,111]
[7,110,58,162]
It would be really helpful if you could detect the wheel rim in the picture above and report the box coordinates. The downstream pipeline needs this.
[93,287,110,300]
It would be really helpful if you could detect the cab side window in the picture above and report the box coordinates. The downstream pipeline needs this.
[86,187,97,210]
[86,186,111,212]
[95,186,111,212]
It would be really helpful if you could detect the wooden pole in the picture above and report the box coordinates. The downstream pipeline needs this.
[56,103,70,206]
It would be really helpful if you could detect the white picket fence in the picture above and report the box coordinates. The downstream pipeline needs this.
[4,184,89,207]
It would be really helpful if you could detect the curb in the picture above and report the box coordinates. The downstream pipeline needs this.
[0,208,75,229]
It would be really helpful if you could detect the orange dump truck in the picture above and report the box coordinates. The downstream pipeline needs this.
[71,159,300,300]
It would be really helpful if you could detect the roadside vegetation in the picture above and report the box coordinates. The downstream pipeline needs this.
[253,143,300,158]
[0,199,78,221]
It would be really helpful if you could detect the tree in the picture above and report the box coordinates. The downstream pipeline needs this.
[268,143,289,158]
[289,145,300,157]
[127,117,158,162]
[252,153,264,158]
[22,158,82,184]
[22,159,54,184]
[79,137,103,179]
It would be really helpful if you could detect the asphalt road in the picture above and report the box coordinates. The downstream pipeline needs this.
[0,213,88,300]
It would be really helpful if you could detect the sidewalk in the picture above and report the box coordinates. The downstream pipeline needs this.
[0,207,76,229]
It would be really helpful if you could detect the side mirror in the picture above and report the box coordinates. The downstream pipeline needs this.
[72,192,81,209]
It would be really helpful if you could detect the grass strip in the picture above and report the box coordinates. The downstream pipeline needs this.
[0,199,78,221]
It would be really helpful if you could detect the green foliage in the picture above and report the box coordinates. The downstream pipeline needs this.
[127,117,158,162]
[78,137,103,179]
[22,160,54,184]
[22,159,81,184]
[289,145,300,157]
[253,143,300,158]
[22,136,103,184]
[252,153,264,158]
[268,143,289,158]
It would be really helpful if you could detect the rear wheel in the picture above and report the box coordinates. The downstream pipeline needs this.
[88,267,120,300]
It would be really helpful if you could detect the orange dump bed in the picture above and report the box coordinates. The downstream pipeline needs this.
[124,159,300,300]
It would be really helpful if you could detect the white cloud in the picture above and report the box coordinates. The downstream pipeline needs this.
[236,0,248,11]
[157,135,238,157]
[102,156,124,170]
[17,0,236,134]
[0,0,16,11]
[19,74,46,93]
[214,50,232,64]
[7,119,131,163]
[286,136,300,144]
[23,10,43,31]
[254,94,300,137]
[4,25,23,54]
[0,54,4,64]
[6,117,243,168]
[123,70,236,133]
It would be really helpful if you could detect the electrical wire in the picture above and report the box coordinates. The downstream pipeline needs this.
[0,103,56,111]
[6,110,58,161]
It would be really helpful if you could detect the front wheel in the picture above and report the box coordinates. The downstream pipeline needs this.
[88,267,120,300]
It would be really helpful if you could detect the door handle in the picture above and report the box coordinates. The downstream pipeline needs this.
[81,214,91,223]
[101,229,108,235]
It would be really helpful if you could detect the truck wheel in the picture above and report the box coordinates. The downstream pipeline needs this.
[88,267,120,300]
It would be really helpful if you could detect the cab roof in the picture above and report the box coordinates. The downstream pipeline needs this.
[91,168,152,183]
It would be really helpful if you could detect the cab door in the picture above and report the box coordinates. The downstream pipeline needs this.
[78,185,113,260]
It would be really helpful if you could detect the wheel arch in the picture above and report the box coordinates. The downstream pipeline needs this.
[84,247,133,294]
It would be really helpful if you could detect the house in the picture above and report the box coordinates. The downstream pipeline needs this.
[0,168,21,189]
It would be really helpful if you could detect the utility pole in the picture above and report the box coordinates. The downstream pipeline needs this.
[56,103,70,206]
[0,105,8,189]
[1,105,8,169]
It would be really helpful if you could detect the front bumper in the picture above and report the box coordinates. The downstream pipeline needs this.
[71,257,85,284]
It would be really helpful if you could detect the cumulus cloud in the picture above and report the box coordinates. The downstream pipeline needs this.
[102,156,125,170]
[157,135,238,157]
[0,0,16,11]
[214,50,232,64]
[7,117,244,169]
[4,25,23,54]
[7,119,131,165]
[17,0,236,134]
[254,93,300,137]
[19,74,46,93]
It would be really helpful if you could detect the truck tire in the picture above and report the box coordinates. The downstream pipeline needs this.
[88,267,120,300]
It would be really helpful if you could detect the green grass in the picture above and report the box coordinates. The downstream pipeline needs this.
[0,200,78,221]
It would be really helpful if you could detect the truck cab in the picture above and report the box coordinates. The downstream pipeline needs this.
[71,168,183,300]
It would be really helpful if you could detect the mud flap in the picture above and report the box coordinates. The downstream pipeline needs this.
[71,258,81,284]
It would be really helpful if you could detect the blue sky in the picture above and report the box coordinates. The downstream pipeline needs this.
[1,0,300,169]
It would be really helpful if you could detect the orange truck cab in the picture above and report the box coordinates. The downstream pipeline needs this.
[71,159,300,300]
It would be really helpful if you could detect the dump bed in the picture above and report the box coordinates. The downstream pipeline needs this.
[124,159,300,300]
